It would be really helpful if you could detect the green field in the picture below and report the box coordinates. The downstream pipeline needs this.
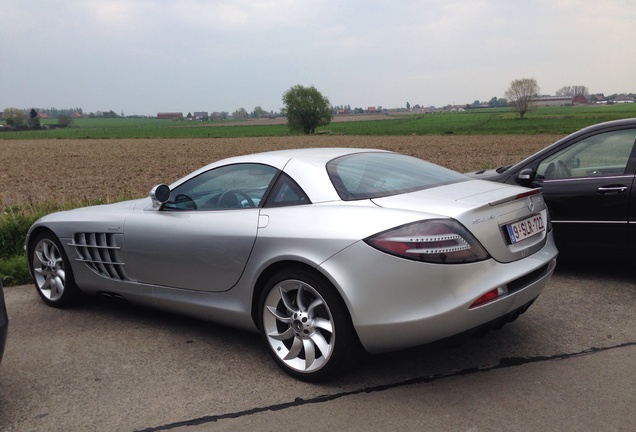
[2,104,635,140]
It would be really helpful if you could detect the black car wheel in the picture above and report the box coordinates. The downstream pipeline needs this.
[30,231,82,308]
[259,268,359,381]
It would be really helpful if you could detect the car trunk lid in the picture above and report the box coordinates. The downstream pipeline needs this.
[371,180,549,263]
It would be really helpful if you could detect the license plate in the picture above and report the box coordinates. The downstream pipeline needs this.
[506,213,545,244]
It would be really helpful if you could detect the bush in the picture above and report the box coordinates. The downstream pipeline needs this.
[0,200,108,286]
[0,206,44,259]
[0,255,31,286]
[58,114,74,128]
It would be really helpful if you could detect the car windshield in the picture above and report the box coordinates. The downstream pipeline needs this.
[326,152,468,200]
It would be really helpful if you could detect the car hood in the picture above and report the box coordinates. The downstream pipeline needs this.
[26,197,151,241]
[70,198,148,212]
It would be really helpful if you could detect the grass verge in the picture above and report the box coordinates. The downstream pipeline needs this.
[0,200,111,286]
[0,255,30,286]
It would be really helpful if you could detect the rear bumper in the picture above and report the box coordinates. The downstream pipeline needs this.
[319,234,558,354]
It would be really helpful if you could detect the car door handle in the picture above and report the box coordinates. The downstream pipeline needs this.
[597,186,628,194]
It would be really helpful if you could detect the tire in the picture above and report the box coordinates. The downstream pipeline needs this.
[30,231,82,308]
[259,268,359,381]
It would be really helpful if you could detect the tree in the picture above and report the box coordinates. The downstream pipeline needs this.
[233,107,248,120]
[505,78,540,119]
[253,106,266,119]
[488,96,508,108]
[556,85,589,97]
[282,84,332,134]
[28,108,41,129]
[3,107,26,127]
[58,114,73,128]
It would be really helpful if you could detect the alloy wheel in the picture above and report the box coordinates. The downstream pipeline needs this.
[262,279,335,374]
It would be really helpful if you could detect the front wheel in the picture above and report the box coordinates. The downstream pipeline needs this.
[259,268,359,381]
[30,231,82,308]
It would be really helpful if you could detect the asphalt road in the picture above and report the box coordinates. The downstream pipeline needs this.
[1,261,634,432]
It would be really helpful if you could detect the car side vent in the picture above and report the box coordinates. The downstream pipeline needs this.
[70,233,128,281]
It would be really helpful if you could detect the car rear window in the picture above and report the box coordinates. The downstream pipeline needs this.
[326,152,467,200]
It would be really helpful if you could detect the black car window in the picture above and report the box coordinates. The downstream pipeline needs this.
[163,163,278,211]
[326,152,467,200]
[537,129,636,180]
[263,173,311,208]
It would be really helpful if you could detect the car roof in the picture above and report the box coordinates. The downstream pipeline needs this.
[555,118,636,143]
[504,117,636,174]
[170,148,393,203]
[231,147,388,164]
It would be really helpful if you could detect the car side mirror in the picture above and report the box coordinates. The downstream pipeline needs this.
[516,168,535,186]
[149,184,171,207]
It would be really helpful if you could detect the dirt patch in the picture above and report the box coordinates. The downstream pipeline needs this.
[0,135,562,208]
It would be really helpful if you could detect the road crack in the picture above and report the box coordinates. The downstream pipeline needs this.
[137,341,636,431]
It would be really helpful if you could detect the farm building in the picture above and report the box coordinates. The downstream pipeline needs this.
[193,112,209,120]
[529,97,572,107]
[614,94,634,104]
[157,112,183,119]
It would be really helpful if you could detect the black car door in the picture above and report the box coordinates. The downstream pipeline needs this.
[531,128,636,255]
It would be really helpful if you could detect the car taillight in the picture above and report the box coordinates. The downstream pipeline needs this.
[470,286,508,308]
[365,219,490,264]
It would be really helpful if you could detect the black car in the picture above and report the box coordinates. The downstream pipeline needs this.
[467,118,636,257]
[0,279,7,364]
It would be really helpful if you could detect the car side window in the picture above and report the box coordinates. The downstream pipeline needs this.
[537,129,636,180]
[163,163,278,211]
[263,173,311,207]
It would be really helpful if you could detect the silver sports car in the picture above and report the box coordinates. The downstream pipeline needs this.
[26,148,558,381]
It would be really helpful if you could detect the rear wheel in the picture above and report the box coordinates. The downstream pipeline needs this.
[259,268,359,381]
[30,231,82,308]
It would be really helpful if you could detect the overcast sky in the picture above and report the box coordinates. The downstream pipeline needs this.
[1,0,634,116]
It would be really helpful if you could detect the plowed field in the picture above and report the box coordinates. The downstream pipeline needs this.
[0,135,562,208]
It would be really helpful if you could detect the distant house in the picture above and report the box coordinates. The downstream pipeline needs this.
[572,95,587,104]
[592,94,606,104]
[193,111,209,121]
[157,112,183,119]
[210,112,225,120]
[614,94,634,104]
[367,107,378,113]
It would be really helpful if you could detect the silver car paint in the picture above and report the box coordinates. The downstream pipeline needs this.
[123,208,259,291]
[373,180,549,263]
[319,233,556,353]
[25,148,558,353]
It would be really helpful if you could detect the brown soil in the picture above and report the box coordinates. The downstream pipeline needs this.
[0,135,562,208]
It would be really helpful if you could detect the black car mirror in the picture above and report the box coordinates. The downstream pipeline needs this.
[517,168,535,185]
